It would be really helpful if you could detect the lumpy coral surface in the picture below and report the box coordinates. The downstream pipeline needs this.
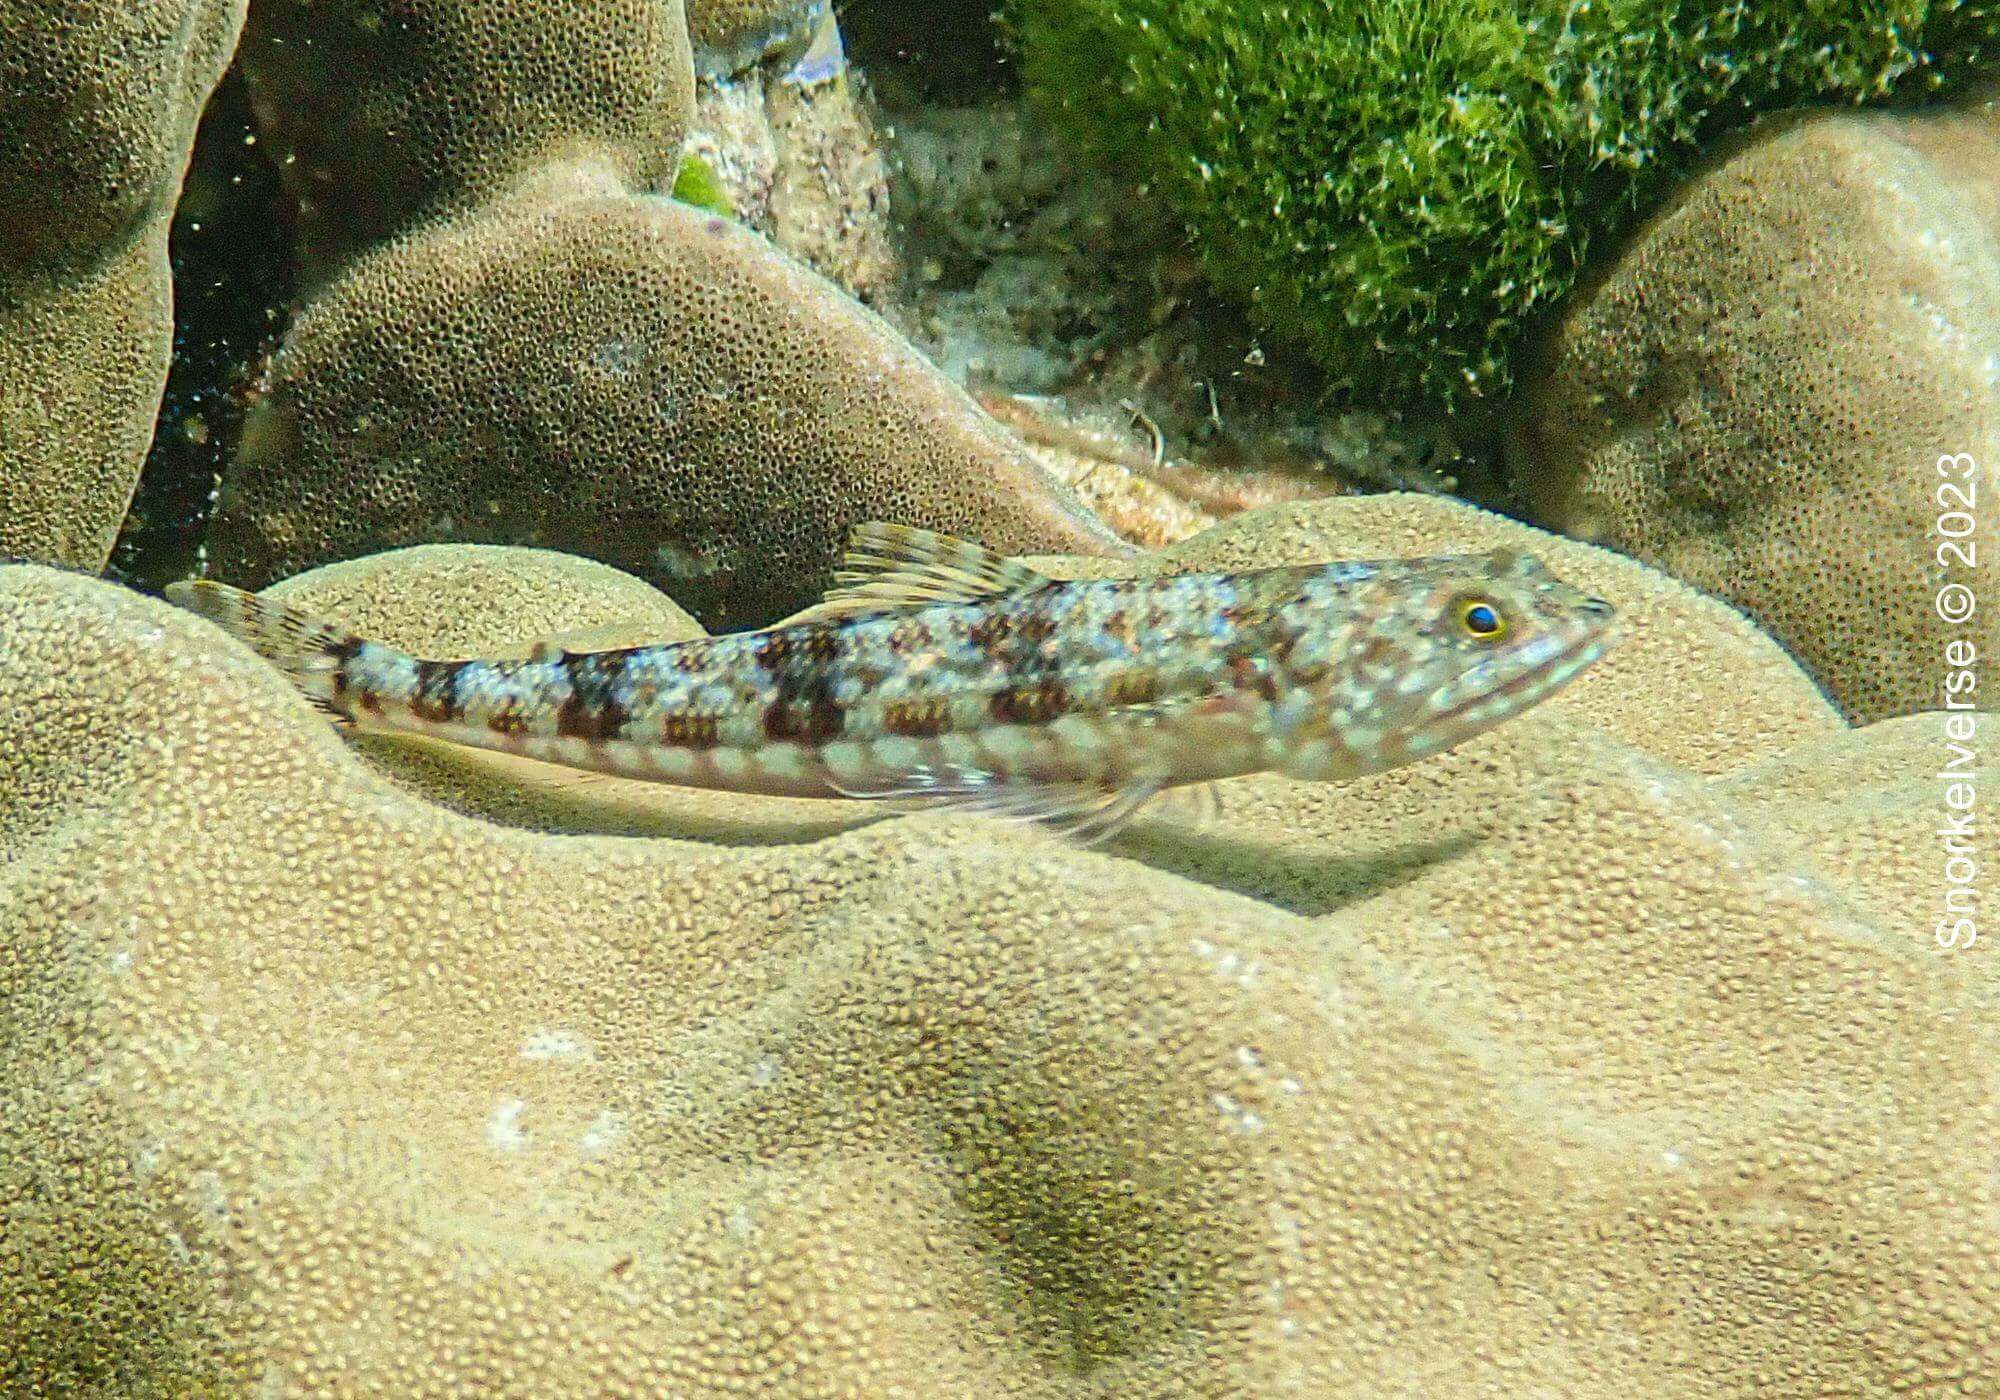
[3,496,1992,1397]
[208,177,1122,631]
[1515,102,2000,724]
[205,0,1118,632]
[0,0,244,571]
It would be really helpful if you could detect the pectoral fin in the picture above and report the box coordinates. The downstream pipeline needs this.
[831,763,1162,845]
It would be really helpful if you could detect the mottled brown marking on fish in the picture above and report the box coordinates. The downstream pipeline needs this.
[1269,623,1303,668]
[754,632,791,671]
[965,612,1010,651]
[410,659,470,724]
[1099,607,1138,650]
[882,698,951,737]
[763,675,845,744]
[661,711,721,748]
[326,635,365,700]
[1018,610,1059,645]
[1102,671,1159,708]
[886,621,933,655]
[757,629,841,672]
[556,653,630,741]
[489,708,530,737]
[1227,653,1279,703]
[990,678,1070,726]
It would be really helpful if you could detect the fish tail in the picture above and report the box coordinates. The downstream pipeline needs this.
[164,580,375,723]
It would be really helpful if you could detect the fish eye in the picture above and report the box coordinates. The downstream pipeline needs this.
[1457,598,1506,640]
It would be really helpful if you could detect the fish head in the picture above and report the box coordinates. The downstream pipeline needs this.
[1275,549,1622,779]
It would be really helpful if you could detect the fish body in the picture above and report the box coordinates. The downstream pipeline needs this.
[167,524,1620,841]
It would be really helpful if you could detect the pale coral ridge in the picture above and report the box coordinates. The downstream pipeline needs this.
[3,497,1991,1397]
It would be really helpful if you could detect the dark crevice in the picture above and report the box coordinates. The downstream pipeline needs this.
[108,67,294,594]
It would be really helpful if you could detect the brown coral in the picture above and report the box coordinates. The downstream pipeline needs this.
[0,0,245,571]
[211,0,1119,633]
[209,172,1123,631]
[1513,100,2000,724]
[236,0,694,283]
[8,494,1989,1396]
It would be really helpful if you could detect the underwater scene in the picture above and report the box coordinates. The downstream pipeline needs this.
[1,1,1996,1394]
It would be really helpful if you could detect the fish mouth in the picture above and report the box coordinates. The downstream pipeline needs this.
[1431,620,1620,731]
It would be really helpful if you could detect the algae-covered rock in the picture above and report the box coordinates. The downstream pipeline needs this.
[4,495,1991,1395]
[1514,101,2000,724]
[1014,0,2000,403]
[0,0,245,571]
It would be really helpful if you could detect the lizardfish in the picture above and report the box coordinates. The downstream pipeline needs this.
[167,522,1620,843]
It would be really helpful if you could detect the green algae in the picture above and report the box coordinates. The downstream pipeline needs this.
[1014,0,2000,404]
[671,151,735,218]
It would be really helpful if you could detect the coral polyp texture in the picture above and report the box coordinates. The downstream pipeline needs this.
[236,0,694,280]
[213,0,1117,631]
[206,177,1121,631]
[7,495,1993,1396]
[0,0,245,570]
[1012,0,2000,402]
[1514,101,2000,724]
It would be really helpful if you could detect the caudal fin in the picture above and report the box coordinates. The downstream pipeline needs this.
[164,580,368,722]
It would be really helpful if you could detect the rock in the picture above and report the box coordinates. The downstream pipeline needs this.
[686,0,826,79]
[683,21,902,307]
[7,494,1990,1395]
[0,0,245,571]
[1514,100,2000,723]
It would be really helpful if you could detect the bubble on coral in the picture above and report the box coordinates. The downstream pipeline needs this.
[1513,102,2000,724]
[3,493,1993,1393]
[0,0,246,571]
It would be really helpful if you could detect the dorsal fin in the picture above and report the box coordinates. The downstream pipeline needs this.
[810,522,1055,616]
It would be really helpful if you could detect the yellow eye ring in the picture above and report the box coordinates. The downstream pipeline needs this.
[1458,598,1506,640]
